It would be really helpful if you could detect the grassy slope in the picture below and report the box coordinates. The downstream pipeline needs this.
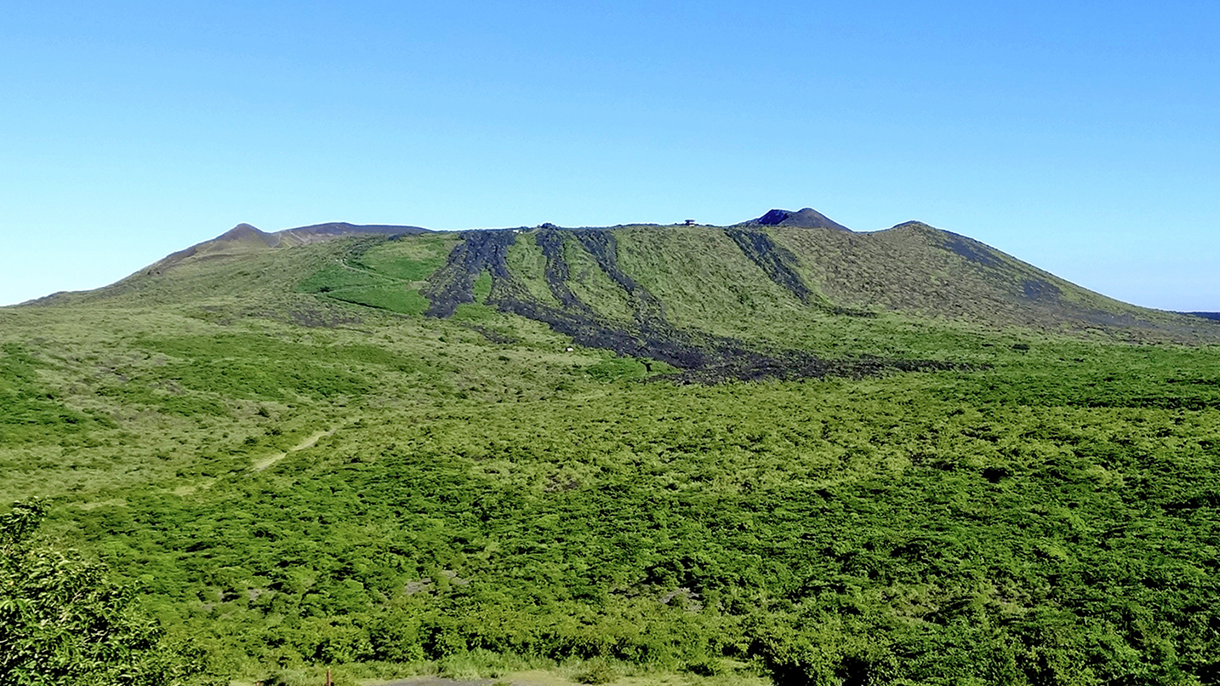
[4,228,1220,684]
[506,232,562,308]
[564,237,637,324]
[600,226,1029,362]
[768,223,1199,338]
[611,227,807,339]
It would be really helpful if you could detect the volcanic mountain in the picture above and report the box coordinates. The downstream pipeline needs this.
[35,207,1213,381]
[743,207,851,231]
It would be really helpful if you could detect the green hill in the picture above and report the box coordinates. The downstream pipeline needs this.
[3,211,1220,685]
[65,213,1220,366]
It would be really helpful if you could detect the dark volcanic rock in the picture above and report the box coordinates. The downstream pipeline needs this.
[723,228,813,303]
[422,230,517,317]
[573,230,669,329]
[422,229,965,383]
[756,209,792,225]
[534,229,595,315]
[1022,278,1062,302]
[750,208,851,231]
[942,232,1004,268]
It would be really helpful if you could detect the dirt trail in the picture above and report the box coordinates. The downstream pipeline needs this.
[251,429,332,472]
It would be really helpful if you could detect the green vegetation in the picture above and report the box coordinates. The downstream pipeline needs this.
[614,227,806,339]
[564,237,636,323]
[294,234,457,317]
[3,226,1220,684]
[0,342,105,445]
[506,231,561,307]
[1,499,201,685]
[359,233,459,282]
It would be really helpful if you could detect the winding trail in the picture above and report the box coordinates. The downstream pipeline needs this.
[251,429,333,472]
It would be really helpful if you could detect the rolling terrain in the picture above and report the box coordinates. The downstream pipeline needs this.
[3,209,1220,685]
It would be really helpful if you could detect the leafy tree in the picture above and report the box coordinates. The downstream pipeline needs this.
[0,499,198,686]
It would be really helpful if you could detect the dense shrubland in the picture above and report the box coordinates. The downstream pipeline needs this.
[1,499,203,685]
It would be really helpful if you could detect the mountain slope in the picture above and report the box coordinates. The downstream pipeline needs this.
[110,212,1210,338]
[404,220,1214,352]
[142,221,429,277]
[27,222,432,310]
[765,221,1189,333]
[51,211,1217,376]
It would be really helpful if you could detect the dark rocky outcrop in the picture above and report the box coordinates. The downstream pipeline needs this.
[422,230,517,317]
[942,232,1004,268]
[723,228,813,303]
[747,208,851,231]
[422,229,965,382]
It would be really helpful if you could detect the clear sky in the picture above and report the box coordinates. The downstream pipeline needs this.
[2,0,1216,310]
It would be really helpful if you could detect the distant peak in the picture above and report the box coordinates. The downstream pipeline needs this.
[756,209,792,225]
[748,208,850,231]
[890,220,934,230]
[217,223,269,241]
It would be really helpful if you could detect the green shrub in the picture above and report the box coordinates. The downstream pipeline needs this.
[0,500,199,685]
[574,658,619,684]
[684,657,724,676]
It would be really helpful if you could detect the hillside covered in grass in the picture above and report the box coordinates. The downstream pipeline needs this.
[4,211,1220,685]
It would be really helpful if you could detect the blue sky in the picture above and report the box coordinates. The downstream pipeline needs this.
[2,0,1216,309]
